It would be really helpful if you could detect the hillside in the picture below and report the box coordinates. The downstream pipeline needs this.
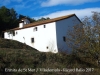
[0,38,100,75]
[0,38,37,50]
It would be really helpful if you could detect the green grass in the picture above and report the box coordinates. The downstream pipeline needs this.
[0,38,100,75]
[0,38,37,50]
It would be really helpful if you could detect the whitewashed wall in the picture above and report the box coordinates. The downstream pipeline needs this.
[4,22,58,53]
[56,16,81,53]
[4,16,81,53]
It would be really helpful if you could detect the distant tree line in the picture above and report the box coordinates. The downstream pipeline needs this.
[0,6,50,37]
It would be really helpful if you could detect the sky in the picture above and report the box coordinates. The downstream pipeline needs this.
[0,0,100,20]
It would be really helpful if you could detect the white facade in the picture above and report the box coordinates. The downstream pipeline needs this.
[56,16,81,53]
[4,14,81,53]
[5,22,58,53]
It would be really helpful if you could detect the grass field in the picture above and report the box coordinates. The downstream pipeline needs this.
[0,38,100,75]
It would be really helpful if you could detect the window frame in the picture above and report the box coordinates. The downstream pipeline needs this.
[35,27,37,31]
[44,25,46,28]
[31,38,34,43]
[63,36,66,42]
[16,32,18,35]
[33,27,38,31]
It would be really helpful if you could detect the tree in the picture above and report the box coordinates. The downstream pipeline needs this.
[0,6,50,37]
[27,16,36,23]
[18,15,36,23]
[0,6,18,37]
[37,17,50,22]
[66,12,100,62]
[18,14,26,21]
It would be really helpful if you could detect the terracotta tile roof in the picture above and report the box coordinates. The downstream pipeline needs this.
[12,14,76,30]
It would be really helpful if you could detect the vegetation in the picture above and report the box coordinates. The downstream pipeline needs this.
[0,5,100,74]
[66,12,100,61]
[0,6,50,37]
[0,38,100,75]
[0,38,37,50]
[65,12,100,74]
[0,6,18,37]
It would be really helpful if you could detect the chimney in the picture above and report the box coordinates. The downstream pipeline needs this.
[19,21,24,28]
[19,17,30,28]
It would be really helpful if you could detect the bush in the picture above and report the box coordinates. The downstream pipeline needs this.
[0,38,100,75]
[0,38,37,50]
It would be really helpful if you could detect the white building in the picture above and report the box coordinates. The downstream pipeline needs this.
[4,14,82,53]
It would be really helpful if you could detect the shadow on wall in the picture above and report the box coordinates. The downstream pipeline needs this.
[47,40,58,53]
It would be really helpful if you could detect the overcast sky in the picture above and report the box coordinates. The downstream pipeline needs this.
[0,0,100,19]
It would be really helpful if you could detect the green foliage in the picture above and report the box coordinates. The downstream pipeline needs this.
[37,17,50,22]
[0,6,18,37]
[66,12,100,61]
[0,6,18,29]
[0,6,50,37]
[0,38,100,75]
[0,38,36,50]
[26,16,36,23]
[18,15,36,23]
[0,49,99,75]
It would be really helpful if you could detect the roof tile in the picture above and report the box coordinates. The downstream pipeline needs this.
[13,14,75,30]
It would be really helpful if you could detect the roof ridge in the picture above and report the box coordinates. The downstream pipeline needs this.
[13,14,75,30]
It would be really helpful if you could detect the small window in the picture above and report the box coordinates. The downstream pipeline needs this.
[16,32,18,34]
[46,46,48,49]
[31,38,34,43]
[63,36,66,42]
[44,25,46,28]
[23,37,25,39]
[12,31,15,36]
[33,27,38,31]
[35,27,37,31]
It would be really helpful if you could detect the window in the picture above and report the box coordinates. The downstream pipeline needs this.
[33,27,37,31]
[44,25,46,28]
[31,38,34,43]
[16,32,18,34]
[23,37,25,39]
[63,36,66,42]
[12,31,15,36]
[35,27,37,31]
[46,46,48,49]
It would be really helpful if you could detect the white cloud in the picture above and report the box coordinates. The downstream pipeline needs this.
[34,8,100,20]
[41,0,100,7]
